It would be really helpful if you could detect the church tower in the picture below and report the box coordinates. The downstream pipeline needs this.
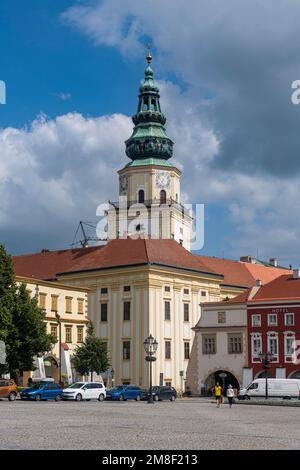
[108,49,192,250]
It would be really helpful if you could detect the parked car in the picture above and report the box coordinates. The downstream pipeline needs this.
[62,382,106,401]
[0,379,18,401]
[20,382,63,401]
[143,386,177,402]
[106,385,144,401]
[238,378,300,400]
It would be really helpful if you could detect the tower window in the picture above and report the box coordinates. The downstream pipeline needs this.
[160,190,167,204]
[138,189,145,203]
[143,98,150,110]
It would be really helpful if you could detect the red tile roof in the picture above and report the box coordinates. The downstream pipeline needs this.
[13,238,289,288]
[194,255,290,288]
[249,274,300,302]
[13,245,104,280]
[203,273,300,307]
[13,239,218,281]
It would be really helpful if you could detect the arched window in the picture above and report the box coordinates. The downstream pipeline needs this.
[138,189,145,203]
[160,190,167,204]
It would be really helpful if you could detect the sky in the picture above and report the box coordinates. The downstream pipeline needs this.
[0,0,300,267]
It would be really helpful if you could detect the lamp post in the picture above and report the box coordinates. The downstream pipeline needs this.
[143,334,158,404]
[55,312,62,385]
[259,352,274,399]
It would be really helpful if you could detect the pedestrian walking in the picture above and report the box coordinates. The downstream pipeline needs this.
[226,384,234,408]
[214,382,222,408]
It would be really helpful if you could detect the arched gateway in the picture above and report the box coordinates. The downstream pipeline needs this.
[203,370,240,395]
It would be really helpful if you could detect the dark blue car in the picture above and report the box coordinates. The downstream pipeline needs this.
[20,382,63,401]
[106,385,144,401]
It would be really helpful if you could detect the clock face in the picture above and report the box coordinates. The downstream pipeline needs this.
[155,171,171,189]
[119,175,128,194]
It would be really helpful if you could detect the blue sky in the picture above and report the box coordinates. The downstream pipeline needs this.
[1,1,300,267]
[0,1,144,126]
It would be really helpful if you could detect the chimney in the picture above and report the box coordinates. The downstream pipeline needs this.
[293,269,300,279]
[256,279,262,287]
[269,258,278,267]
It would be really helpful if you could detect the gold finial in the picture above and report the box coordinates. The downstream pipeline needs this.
[146,43,152,64]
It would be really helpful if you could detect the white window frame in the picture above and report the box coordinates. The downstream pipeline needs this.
[284,313,295,326]
[252,314,261,327]
[267,332,279,362]
[268,314,277,326]
[251,333,262,361]
[284,332,295,360]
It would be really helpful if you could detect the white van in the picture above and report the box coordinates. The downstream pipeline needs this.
[238,378,300,400]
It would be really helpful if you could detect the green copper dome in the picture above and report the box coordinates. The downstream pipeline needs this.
[125,52,174,162]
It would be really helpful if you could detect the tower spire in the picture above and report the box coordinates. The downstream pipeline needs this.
[124,49,173,163]
[146,43,152,64]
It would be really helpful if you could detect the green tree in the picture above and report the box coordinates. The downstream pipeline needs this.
[73,322,109,381]
[0,245,15,343]
[6,283,55,380]
[0,244,55,380]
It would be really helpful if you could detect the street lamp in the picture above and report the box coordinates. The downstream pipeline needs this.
[259,352,274,399]
[55,312,62,385]
[143,334,158,404]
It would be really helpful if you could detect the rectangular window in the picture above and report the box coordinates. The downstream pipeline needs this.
[268,314,277,326]
[183,288,189,295]
[77,298,84,315]
[202,335,216,354]
[184,341,190,360]
[65,297,72,314]
[123,301,131,321]
[164,286,171,292]
[123,341,130,360]
[285,313,294,326]
[268,336,278,355]
[165,341,171,359]
[165,381,172,387]
[124,286,131,292]
[252,314,261,327]
[285,336,295,356]
[165,301,171,321]
[184,303,189,322]
[228,334,243,354]
[39,293,47,310]
[50,325,57,339]
[218,312,226,324]
[201,291,207,297]
[65,326,72,343]
[101,287,108,294]
[51,295,58,312]
[252,335,262,356]
[101,303,108,322]
[77,326,84,343]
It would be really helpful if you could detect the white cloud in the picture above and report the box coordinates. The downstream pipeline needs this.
[0,112,131,252]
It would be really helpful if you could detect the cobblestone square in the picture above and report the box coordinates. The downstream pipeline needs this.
[1,398,300,450]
